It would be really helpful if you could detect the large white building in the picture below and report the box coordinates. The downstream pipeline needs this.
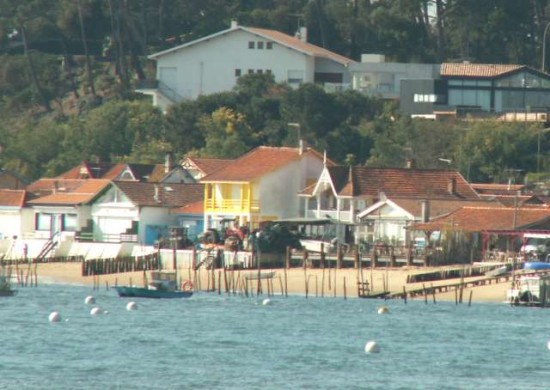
[137,21,355,111]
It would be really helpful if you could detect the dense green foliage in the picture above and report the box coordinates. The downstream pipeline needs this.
[0,0,549,183]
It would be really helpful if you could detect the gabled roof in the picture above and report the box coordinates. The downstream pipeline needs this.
[113,182,204,208]
[0,189,27,208]
[440,63,532,78]
[304,166,480,200]
[411,206,550,232]
[148,25,355,66]
[201,146,331,183]
[27,180,111,206]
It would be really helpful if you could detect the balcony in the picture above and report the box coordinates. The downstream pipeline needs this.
[205,199,260,214]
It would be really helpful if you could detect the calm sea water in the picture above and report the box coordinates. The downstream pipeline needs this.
[1,283,549,390]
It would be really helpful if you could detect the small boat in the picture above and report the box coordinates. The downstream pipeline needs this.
[114,271,193,299]
[508,274,550,307]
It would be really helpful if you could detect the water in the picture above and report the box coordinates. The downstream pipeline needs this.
[1,284,549,390]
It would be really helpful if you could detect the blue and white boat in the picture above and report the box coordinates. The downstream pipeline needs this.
[114,271,193,299]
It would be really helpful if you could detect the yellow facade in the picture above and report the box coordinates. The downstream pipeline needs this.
[204,183,259,214]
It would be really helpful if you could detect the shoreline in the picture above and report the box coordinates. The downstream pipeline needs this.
[21,262,512,303]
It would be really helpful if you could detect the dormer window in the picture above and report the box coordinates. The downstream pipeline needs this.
[266,42,273,49]
[248,41,255,49]
[257,41,264,49]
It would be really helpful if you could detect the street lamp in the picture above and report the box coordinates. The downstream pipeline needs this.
[542,22,550,72]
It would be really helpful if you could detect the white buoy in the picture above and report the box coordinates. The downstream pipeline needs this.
[365,341,380,354]
[262,298,272,306]
[90,307,102,316]
[377,306,389,314]
[126,301,137,311]
[49,311,61,323]
[547,340,550,350]
[85,296,96,305]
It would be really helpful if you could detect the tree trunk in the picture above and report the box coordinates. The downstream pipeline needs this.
[77,0,96,96]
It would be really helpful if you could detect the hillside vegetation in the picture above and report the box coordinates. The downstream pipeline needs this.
[0,0,548,184]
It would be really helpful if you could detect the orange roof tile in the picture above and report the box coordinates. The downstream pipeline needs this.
[441,63,523,78]
[28,180,111,205]
[319,167,479,200]
[411,206,550,232]
[0,189,26,207]
[171,200,204,214]
[390,198,497,219]
[471,183,525,195]
[26,179,87,197]
[201,146,331,183]
[187,158,234,176]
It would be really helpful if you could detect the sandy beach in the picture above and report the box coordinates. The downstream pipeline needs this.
[25,262,511,303]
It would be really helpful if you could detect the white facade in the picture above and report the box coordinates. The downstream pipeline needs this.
[141,24,353,111]
[356,200,416,246]
[0,207,33,240]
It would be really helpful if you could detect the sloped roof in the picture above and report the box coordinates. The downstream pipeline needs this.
[481,194,543,207]
[26,178,88,197]
[149,25,355,66]
[390,198,497,219]
[185,157,234,176]
[27,180,111,206]
[56,162,115,179]
[470,183,525,195]
[201,146,331,183]
[0,189,27,207]
[411,206,550,232]
[440,63,525,78]
[246,27,355,65]
[310,166,480,200]
[171,199,204,215]
[114,182,204,207]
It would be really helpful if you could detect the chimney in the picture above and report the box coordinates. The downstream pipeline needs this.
[165,152,173,174]
[421,200,430,222]
[448,178,456,195]
[296,26,308,43]
[230,20,238,29]
[405,159,415,169]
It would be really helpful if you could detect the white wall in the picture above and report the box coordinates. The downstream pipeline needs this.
[156,29,312,99]
[0,209,22,239]
[139,207,174,243]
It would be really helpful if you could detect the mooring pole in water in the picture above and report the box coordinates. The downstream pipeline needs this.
[431,283,436,304]
[343,277,347,300]
[468,290,473,307]
[284,266,288,297]
[403,286,408,304]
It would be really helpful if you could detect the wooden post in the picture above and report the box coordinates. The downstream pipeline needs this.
[336,244,342,269]
[390,246,396,267]
[284,266,288,297]
[402,286,407,304]
[354,250,359,269]
[468,290,473,306]
[343,277,347,300]
[302,250,308,269]
[223,267,229,294]
[278,275,284,296]
[431,283,436,304]
[423,283,427,304]
[320,245,325,269]
[321,267,325,298]
[304,267,309,299]
[333,265,337,298]
[407,245,413,266]
[218,270,221,295]
[286,246,291,269]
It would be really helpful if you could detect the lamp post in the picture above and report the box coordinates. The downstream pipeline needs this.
[542,22,550,72]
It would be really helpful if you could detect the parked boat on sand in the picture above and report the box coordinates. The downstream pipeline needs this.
[508,274,550,307]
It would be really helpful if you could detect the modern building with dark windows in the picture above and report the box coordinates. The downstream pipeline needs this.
[400,63,550,122]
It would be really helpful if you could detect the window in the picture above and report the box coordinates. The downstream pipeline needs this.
[248,69,254,74]
[36,213,52,231]
[257,69,263,74]
[266,69,272,74]
[235,69,242,77]
[257,41,264,49]
[288,70,304,85]
[414,93,438,103]
[266,42,273,49]
[63,214,78,232]
[248,41,255,49]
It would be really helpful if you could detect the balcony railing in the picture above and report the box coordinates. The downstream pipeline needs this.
[205,199,260,213]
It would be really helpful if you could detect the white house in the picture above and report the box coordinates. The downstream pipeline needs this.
[137,21,356,111]
[91,182,204,245]
[0,189,33,243]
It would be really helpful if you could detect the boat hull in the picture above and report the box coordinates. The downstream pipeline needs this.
[114,286,192,299]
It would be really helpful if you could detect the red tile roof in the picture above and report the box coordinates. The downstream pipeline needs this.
[186,158,234,176]
[114,182,204,207]
[56,162,116,179]
[441,63,524,78]
[390,198,497,219]
[28,180,111,205]
[411,206,550,232]
[201,146,331,183]
[26,179,88,197]
[0,189,26,207]
[316,167,479,200]
[171,200,204,214]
